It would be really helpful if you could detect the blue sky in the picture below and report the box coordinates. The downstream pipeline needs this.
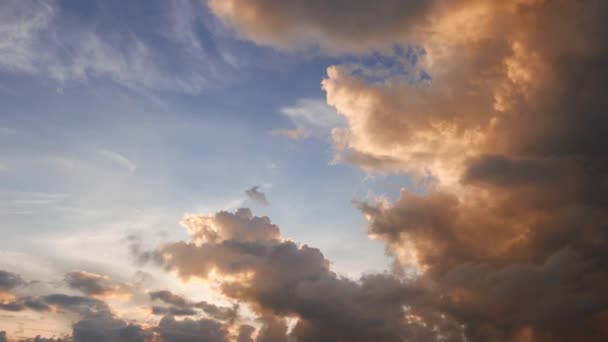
[0,0,416,287]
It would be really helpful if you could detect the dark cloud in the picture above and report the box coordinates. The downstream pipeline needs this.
[244,186,269,205]
[157,316,229,342]
[149,290,237,321]
[194,301,238,322]
[0,270,24,291]
[150,290,190,308]
[236,325,255,342]
[307,0,608,340]
[65,271,129,298]
[152,305,198,317]
[43,294,111,317]
[0,332,6,342]
[73,316,148,342]
[150,208,463,341]
[0,296,50,312]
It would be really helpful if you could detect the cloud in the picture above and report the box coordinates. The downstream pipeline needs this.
[207,0,433,53]
[236,325,255,342]
[0,0,228,93]
[0,270,24,291]
[73,317,149,342]
[157,316,230,342]
[271,98,343,140]
[140,208,463,341]
[65,271,130,298]
[244,186,268,205]
[0,296,51,312]
[149,290,238,321]
[316,0,608,339]
[97,149,137,174]
[206,0,608,339]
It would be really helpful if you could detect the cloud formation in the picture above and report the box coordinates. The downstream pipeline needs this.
[137,208,464,341]
[0,270,23,291]
[65,271,130,298]
[271,98,342,140]
[209,0,608,340]
[244,186,268,206]
[208,0,433,53]
[0,0,229,93]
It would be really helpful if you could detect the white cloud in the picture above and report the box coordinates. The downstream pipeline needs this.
[97,149,137,173]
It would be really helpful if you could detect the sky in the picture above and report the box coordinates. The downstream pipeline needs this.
[0,0,607,341]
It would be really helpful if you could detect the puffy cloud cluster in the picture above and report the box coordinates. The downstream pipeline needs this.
[209,0,608,340]
[133,209,464,342]
[0,268,240,342]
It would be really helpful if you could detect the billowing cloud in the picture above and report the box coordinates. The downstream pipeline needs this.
[140,208,463,341]
[206,0,608,340]
[318,0,608,340]
[244,186,268,205]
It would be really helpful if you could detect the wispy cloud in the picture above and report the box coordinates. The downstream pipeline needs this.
[97,149,136,173]
[0,0,228,94]
[271,98,343,140]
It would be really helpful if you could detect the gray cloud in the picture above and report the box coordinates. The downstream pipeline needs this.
[157,316,229,342]
[244,186,269,206]
[65,271,129,298]
[0,270,24,290]
[147,208,464,341]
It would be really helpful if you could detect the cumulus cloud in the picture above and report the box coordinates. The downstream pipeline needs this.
[320,0,608,339]
[244,186,269,205]
[204,0,608,340]
[138,208,463,341]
